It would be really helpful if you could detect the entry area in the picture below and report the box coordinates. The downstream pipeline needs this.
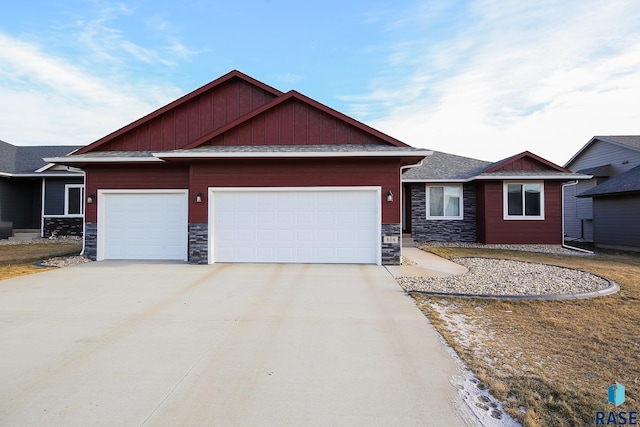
[210,187,381,264]
[97,190,188,261]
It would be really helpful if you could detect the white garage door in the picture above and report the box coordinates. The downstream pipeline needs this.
[98,191,188,261]
[211,188,380,264]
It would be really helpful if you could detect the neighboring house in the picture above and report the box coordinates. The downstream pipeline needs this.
[0,140,84,239]
[46,70,429,265]
[564,136,640,251]
[402,150,587,244]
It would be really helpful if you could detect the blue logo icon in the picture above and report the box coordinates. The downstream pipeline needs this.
[608,382,626,407]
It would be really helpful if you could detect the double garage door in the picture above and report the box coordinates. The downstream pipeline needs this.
[98,188,380,264]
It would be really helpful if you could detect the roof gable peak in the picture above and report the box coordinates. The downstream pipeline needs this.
[183,89,409,149]
[75,70,283,155]
[484,151,568,173]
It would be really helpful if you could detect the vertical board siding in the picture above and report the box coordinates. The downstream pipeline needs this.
[493,157,550,171]
[203,99,389,147]
[92,79,278,152]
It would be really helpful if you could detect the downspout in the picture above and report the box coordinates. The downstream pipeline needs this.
[562,180,594,254]
[399,159,426,261]
[40,178,46,238]
[80,171,86,256]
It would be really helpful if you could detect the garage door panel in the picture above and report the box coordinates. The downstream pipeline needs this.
[212,189,379,264]
[100,192,187,261]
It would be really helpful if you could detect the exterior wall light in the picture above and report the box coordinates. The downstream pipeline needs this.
[386,190,393,202]
[196,192,203,203]
[87,194,95,204]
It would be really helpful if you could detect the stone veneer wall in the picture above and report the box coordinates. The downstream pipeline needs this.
[43,217,83,238]
[188,223,208,264]
[84,222,97,260]
[381,223,401,265]
[410,183,477,242]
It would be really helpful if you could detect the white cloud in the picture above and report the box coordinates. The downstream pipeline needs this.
[0,32,180,145]
[359,0,640,164]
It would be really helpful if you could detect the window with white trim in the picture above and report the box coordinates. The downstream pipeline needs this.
[503,182,544,220]
[426,185,463,220]
[65,184,84,216]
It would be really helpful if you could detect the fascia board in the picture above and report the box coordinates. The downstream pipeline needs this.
[401,178,472,183]
[11,173,85,178]
[476,174,592,180]
[44,157,163,164]
[153,150,433,159]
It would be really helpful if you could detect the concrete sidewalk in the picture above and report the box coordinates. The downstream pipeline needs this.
[386,247,469,278]
[0,262,475,426]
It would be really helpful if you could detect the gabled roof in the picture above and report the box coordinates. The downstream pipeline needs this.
[73,70,408,157]
[403,150,585,182]
[578,165,640,197]
[402,151,491,181]
[0,140,82,176]
[483,151,569,173]
[75,70,284,155]
[182,90,408,149]
[565,135,640,168]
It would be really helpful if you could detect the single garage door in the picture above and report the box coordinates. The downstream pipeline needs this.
[98,191,188,261]
[211,187,380,264]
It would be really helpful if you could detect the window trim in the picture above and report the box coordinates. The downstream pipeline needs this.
[64,184,85,217]
[426,184,464,220]
[503,181,545,220]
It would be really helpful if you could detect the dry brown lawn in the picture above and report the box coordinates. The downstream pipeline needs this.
[411,247,639,427]
[0,242,82,280]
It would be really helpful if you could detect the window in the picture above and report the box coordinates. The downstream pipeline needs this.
[503,182,544,220]
[426,185,463,220]
[65,184,84,216]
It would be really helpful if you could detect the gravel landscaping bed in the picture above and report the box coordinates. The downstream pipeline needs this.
[0,236,82,246]
[417,242,590,256]
[39,256,91,268]
[398,257,613,297]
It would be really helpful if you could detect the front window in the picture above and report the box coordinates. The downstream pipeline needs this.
[65,184,84,216]
[504,182,544,220]
[427,185,463,220]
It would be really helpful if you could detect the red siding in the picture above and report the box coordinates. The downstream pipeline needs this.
[207,99,388,146]
[94,79,278,152]
[84,164,189,222]
[493,157,550,171]
[478,181,562,244]
[188,158,401,224]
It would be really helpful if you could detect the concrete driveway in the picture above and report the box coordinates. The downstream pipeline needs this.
[0,262,474,426]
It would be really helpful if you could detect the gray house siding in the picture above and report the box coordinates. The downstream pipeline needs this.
[564,139,640,241]
[410,183,477,242]
[42,177,85,238]
[593,194,640,251]
[0,178,41,238]
[564,180,596,241]
[43,177,84,215]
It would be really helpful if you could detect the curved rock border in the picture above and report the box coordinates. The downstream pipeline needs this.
[399,257,620,300]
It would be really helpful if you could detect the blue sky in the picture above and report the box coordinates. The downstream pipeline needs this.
[1,0,640,164]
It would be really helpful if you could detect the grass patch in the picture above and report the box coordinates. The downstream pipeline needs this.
[0,242,82,280]
[411,247,640,426]
[0,264,55,280]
